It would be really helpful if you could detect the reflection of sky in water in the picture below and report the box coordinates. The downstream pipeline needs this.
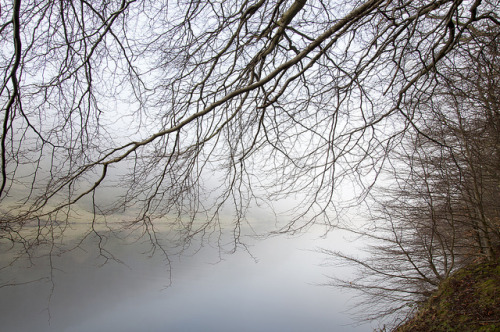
[0,226,372,331]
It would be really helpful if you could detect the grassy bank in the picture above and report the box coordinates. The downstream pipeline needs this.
[394,257,500,332]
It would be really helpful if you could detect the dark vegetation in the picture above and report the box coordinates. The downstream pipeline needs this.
[394,256,500,332]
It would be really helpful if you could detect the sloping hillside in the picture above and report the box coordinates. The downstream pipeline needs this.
[394,257,500,332]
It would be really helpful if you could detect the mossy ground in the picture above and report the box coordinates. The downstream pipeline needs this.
[394,257,500,332]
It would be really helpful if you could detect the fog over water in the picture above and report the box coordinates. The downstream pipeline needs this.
[0,220,372,332]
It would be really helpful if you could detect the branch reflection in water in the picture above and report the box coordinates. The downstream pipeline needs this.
[0,222,370,332]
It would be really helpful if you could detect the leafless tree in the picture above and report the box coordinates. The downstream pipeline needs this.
[0,0,499,262]
[323,25,499,328]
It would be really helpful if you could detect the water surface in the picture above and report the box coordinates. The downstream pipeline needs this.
[0,224,371,331]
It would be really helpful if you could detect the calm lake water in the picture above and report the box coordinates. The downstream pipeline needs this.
[0,222,372,332]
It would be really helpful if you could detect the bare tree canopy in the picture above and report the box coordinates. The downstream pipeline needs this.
[323,26,500,326]
[1,0,499,248]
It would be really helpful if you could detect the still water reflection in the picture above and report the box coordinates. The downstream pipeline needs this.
[0,225,371,332]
